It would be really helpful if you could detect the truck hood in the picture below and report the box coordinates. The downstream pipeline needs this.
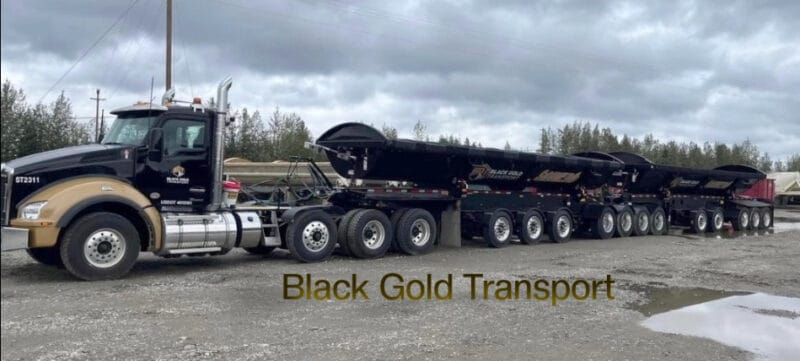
[3,144,133,175]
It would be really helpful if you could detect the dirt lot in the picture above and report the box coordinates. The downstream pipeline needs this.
[2,210,799,361]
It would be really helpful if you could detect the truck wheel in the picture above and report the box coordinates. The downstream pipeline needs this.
[286,210,337,263]
[760,208,772,228]
[706,208,724,232]
[243,245,276,256]
[484,210,513,247]
[59,212,140,281]
[690,209,708,233]
[336,209,361,256]
[394,208,436,255]
[389,208,410,252]
[632,208,650,236]
[591,207,615,240]
[548,209,573,243]
[519,209,545,244]
[615,207,634,237]
[346,209,393,259]
[732,208,749,231]
[26,247,64,267]
[750,208,761,230]
[650,207,667,235]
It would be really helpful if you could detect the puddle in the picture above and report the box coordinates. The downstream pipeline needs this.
[669,219,800,240]
[630,287,800,361]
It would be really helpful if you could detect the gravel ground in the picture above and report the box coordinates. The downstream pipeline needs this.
[2,209,799,361]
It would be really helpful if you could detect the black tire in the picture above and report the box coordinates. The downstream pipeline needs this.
[547,209,573,243]
[690,209,708,234]
[346,209,393,259]
[632,207,650,236]
[749,208,761,230]
[706,208,724,232]
[59,212,140,281]
[649,207,667,235]
[389,208,410,252]
[518,209,546,244]
[615,207,634,237]
[483,210,513,248]
[26,247,64,267]
[394,208,437,255]
[760,208,773,229]
[337,209,362,256]
[591,207,616,240]
[731,208,750,231]
[243,245,276,256]
[286,210,337,263]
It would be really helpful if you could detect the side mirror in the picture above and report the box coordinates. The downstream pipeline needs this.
[147,128,164,161]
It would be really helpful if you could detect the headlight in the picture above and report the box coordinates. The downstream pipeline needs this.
[21,201,47,220]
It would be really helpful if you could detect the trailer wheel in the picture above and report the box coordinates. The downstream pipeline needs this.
[649,207,667,235]
[484,210,513,247]
[286,210,337,263]
[394,208,436,255]
[59,212,140,281]
[389,208,411,252]
[591,207,616,239]
[243,245,276,256]
[347,209,393,258]
[632,208,650,236]
[518,209,545,244]
[615,207,634,237]
[732,208,750,231]
[26,247,64,267]
[690,209,708,233]
[336,209,362,256]
[706,208,724,232]
[760,208,772,228]
[750,208,761,230]
[548,209,573,243]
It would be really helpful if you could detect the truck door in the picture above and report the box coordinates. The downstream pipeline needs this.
[140,115,212,212]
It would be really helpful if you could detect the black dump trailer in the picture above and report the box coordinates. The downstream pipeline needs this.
[575,151,773,233]
[316,123,639,251]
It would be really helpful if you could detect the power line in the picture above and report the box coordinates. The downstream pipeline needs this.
[37,0,141,105]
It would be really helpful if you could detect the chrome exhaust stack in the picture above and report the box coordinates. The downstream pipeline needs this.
[209,77,233,210]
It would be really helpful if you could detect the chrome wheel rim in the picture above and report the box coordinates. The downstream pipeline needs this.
[494,216,511,242]
[362,220,386,250]
[637,213,649,232]
[763,212,771,227]
[410,219,431,246]
[302,221,330,252]
[526,215,543,239]
[653,212,665,231]
[751,212,760,228]
[84,228,126,268]
[713,213,724,230]
[620,212,632,232]
[557,215,571,238]
[697,212,707,230]
[740,211,749,228]
[601,212,614,233]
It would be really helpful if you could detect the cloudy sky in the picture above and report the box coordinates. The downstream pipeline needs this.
[2,0,798,159]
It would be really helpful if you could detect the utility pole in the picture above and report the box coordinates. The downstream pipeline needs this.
[166,0,173,91]
[99,109,105,141]
[90,89,106,142]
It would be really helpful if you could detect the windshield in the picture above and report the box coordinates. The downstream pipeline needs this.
[102,116,157,145]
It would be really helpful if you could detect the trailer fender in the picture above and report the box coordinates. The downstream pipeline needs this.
[578,204,607,220]
[543,208,575,223]
[280,205,346,224]
[483,208,513,225]
[11,177,161,250]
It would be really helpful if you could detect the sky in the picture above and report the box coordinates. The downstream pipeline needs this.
[1,0,798,159]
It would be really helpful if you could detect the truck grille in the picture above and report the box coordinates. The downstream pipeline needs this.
[1,170,9,225]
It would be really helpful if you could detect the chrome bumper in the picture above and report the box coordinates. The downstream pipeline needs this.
[1,227,29,251]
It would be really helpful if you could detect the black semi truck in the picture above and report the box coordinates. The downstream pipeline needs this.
[0,79,773,280]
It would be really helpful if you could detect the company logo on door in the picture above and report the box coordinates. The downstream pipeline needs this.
[469,164,523,181]
[167,165,189,184]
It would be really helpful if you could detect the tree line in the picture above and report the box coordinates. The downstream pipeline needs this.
[2,79,797,171]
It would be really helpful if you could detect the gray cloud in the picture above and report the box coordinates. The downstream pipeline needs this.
[1,0,798,159]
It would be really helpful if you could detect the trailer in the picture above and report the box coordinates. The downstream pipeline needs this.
[0,78,774,280]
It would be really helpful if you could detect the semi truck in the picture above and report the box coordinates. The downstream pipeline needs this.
[0,78,774,280]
